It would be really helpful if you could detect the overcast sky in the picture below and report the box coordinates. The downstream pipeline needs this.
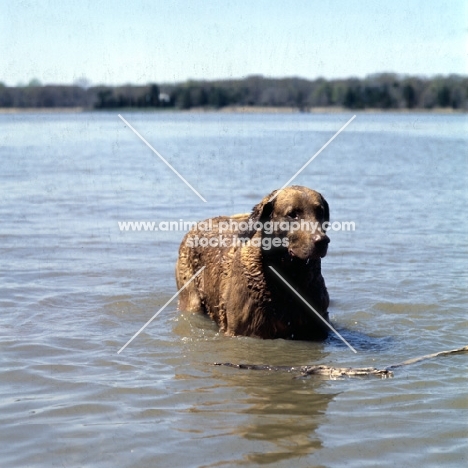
[1,0,466,86]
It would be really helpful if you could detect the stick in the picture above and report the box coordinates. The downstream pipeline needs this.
[386,345,468,370]
[214,345,468,379]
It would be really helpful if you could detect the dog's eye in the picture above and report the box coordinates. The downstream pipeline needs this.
[287,210,299,219]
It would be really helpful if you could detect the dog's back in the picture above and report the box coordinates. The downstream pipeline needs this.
[176,213,248,315]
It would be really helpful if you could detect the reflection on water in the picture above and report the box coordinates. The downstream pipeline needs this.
[235,376,332,464]
[171,313,335,466]
[0,111,467,467]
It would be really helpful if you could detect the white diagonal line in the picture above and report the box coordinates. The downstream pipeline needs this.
[118,114,207,203]
[268,266,357,353]
[269,115,356,202]
[117,266,205,354]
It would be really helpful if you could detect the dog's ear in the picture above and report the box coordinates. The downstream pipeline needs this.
[321,194,330,223]
[240,190,278,239]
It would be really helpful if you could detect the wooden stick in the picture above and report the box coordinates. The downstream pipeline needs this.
[386,345,468,370]
[214,345,468,379]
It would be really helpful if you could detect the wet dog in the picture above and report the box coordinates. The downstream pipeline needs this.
[176,186,330,340]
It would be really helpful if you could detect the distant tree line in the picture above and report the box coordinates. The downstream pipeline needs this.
[0,74,466,110]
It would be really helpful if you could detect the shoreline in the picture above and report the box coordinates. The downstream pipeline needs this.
[0,106,465,114]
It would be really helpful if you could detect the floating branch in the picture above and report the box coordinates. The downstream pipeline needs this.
[214,345,468,379]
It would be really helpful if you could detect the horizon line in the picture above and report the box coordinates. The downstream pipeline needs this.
[3,72,467,88]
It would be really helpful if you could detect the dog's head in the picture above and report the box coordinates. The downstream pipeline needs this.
[245,185,330,261]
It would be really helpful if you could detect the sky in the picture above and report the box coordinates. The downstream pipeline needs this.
[0,0,466,86]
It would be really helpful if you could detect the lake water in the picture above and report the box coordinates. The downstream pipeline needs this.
[1,110,467,467]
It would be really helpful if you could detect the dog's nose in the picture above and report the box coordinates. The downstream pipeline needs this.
[314,235,330,258]
[314,235,330,247]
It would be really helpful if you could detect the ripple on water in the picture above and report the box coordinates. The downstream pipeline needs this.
[1,112,467,467]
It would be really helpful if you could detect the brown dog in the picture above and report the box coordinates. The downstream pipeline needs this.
[176,186,331,340]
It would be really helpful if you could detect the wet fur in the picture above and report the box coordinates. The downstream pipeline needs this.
[176,186,331,340]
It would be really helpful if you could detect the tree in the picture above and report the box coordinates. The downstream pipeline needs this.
[148,84,160,107]
[180,87,192,109]
[344,86,363,109]
[208,87,229,108]
[437,86,451,107]
[311,81,333,106]
[402,84,416,108]
[27,78,42,87]
[74,77,91,89]
[95,89,115,108]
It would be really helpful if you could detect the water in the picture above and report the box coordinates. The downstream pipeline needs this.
[1,110,467,467]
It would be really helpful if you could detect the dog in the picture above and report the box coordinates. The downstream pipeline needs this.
[175,185,331,340]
